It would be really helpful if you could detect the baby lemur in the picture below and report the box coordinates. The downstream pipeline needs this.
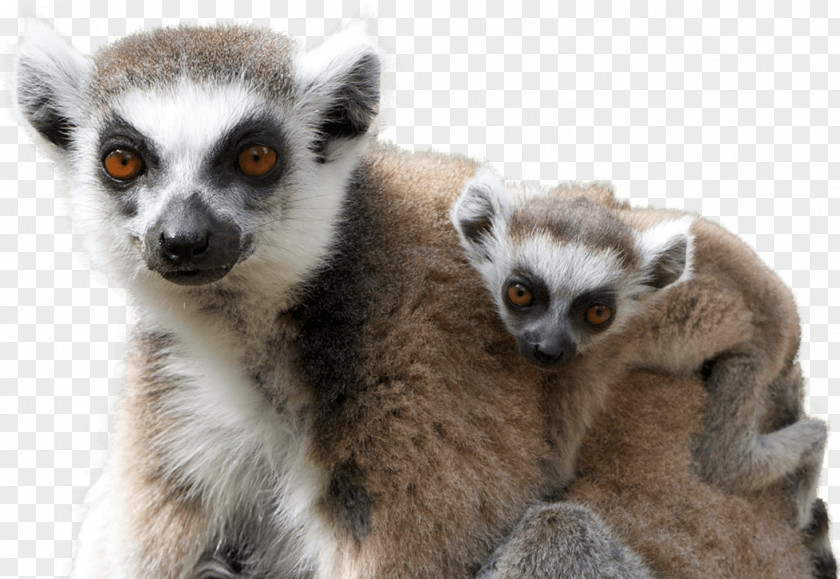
[451,170,827,526]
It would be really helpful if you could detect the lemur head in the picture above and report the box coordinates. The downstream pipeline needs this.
[15,23,379,299]
[451,170,694,370]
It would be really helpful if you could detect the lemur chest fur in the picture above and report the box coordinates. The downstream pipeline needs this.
[129,302,333,572]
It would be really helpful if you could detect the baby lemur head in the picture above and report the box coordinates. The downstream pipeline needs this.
[15,23,379,298]
[451,170,694,370]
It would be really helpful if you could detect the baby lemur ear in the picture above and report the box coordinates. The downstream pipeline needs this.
[635,216,695,289]
[296,25,381,162]
[450,168,515,260]
[15,21,93,151]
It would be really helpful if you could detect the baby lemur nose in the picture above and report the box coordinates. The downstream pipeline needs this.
[533,343,567,365]
[523,333,577,369]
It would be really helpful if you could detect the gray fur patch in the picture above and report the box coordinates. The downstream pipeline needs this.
[89,25,297,106]
[476,501,653,579]
[324,458,373,543]
[509,195,638,268]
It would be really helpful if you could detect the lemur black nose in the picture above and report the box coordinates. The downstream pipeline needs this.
[144,194,242,285]
[533,344,565,365]
[160,229,211,263]
[519,332,577,370]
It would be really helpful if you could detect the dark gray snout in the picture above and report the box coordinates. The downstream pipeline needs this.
[144,194,241,286]
[517,325,577,371]
[159,227,210,264]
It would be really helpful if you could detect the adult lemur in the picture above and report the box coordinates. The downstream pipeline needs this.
[16,23,832,578]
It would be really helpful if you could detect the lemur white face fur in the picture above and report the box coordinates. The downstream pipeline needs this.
[16,22,379,321]
[451,169,695,370]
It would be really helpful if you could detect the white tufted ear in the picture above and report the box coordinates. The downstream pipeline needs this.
[450,168,516,262]
[295,25,381,162]
[634,216,695,289]
[14,20,93,150]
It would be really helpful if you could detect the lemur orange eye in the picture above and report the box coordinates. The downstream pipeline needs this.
[104,149,143,181]
[586,305,612,326]
[507,283,533,307]
[238,145,277,177]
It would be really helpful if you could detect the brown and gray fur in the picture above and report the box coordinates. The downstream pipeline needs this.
[16,23,831,578]
[452,174,827,527]
[485,366,835,578]
[570,183,828,526]
[476,500,655,579]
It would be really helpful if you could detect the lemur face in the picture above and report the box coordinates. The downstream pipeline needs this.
[498,261,620,369]
[16,24,379,296]
[84,84,289,287]
[451,170,693,370]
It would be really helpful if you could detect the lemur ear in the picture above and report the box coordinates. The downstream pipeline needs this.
[450,168,515,260]
[296,25,381,162]
[15,21,93,150]
[636,216,695,289]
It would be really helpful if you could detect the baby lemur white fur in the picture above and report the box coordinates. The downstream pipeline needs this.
[451,171,827,526]
[17,22,831,578]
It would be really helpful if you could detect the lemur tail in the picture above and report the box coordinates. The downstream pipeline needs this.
[803,499,837,579]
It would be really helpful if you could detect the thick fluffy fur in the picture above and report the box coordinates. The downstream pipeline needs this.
[573,184,828,525]
[16,24,832,578]
[489,367,831,579]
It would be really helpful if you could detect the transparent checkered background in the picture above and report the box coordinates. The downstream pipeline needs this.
[0,1,837,576]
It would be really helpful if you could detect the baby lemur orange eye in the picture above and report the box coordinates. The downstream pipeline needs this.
[104,149,144,181]
[507,283,533,307]
[585,305,612,326]
[238,145,277,177]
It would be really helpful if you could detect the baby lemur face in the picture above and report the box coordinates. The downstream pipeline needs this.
[16,24,379,298]
[451,170,694,370]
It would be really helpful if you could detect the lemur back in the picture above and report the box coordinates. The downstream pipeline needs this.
[484,366,832,579]
[451,171,827,527]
